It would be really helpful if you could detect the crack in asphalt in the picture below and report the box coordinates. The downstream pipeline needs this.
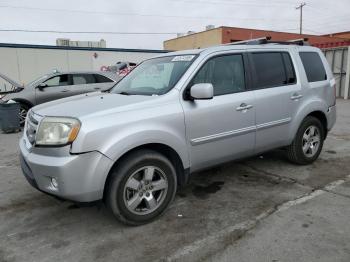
[239,163,308,187]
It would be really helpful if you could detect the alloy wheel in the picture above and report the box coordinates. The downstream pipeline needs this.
[123,166,168,215]
[302,125,321,158]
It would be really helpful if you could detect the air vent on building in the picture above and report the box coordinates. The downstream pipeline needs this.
[206,25,215,30]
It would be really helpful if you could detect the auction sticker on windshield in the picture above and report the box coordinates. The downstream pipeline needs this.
[171,55,195,62]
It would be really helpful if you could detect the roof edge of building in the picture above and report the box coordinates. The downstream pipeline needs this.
[0,42,169,53]
[163,27,222,43]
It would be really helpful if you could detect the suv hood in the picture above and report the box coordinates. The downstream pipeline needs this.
[32,92,157,119]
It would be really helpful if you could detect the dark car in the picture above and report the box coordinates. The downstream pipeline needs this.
[0,71,120,124]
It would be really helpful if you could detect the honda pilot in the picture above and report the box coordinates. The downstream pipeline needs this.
[19,39,336,225]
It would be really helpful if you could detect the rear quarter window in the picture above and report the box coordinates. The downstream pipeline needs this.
[299,52,327,82]
[94,74,114,83]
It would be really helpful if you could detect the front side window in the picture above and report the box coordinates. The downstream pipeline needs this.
[190,54,246,96]
[251,52,287,89]
[43,74,69,87]
[111,55,196,95]
[299,52,327,82]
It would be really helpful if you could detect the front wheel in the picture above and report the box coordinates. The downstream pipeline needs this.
[106,150,177,226]
[286,116,325,165]
[19,103,30,126]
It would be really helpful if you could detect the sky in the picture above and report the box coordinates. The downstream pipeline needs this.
[0,0,349,50]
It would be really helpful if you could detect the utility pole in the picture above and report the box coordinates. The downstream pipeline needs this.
[296,2,306,35]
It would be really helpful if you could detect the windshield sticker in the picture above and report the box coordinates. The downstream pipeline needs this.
[172,55,195,62]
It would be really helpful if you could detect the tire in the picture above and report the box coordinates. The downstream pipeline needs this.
[106,149,177,226]
[286,116,325,165]
[19,103,30,126]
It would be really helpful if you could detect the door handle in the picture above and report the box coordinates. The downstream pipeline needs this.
[236,103,253,112]
[61,89,69,93]
[94,87,101,90]
[290,93,303,100]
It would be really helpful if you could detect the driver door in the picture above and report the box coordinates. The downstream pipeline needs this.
[35,74,72,104]
[181,53,256,171]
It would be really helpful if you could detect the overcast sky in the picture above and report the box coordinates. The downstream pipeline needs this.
[0,0,349,49]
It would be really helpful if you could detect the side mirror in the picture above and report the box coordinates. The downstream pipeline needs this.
[190,83,214,100]
[37,83,47,90]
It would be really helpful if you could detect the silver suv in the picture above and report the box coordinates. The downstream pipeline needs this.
[19,39,336,225]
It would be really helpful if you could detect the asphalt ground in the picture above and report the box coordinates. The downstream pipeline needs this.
[0,99,349,262]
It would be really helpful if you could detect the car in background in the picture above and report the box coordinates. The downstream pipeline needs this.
[101,61,137,77]
[0,71,120,125]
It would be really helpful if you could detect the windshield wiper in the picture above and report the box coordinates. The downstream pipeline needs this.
[118,91,133,96]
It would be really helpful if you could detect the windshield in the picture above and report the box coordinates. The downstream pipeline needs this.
[111,55,196,95]
[26,74,50,87]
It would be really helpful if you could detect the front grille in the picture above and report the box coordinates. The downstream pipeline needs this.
[26,111,41,145]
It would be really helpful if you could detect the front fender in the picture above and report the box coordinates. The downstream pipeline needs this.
[103,129,190,169]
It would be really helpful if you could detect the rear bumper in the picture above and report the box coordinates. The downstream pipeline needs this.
[19,137,113,202]
[326,105,336,131]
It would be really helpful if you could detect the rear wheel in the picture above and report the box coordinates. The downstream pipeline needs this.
[286,116,324,165]
[106,150,177,226]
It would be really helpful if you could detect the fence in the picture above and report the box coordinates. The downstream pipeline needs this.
[323,46,350,99]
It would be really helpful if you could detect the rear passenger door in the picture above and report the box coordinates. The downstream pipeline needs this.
[248,51,301,153]
[70,73,100,95]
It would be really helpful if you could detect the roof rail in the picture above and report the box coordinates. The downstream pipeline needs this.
[225,36,272,46]
[223,36,309,46]
[265,38,310,46]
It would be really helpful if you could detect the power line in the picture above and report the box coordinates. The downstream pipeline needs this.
[0,29,178,35]
[0,5,298,22]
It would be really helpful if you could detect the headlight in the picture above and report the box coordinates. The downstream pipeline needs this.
[35,117,81,146]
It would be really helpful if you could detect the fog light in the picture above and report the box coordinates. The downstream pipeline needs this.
[51,177,58,188]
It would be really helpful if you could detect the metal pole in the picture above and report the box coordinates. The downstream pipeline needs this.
[296,3,307,34]
[344,46,350,99]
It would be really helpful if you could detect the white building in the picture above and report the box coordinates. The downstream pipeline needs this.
[56,38,107,48]
[0,43,168,91]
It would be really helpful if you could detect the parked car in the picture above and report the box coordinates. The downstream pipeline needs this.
[0,71,120,125]
[19,38,336,225]
[101,61,137,77]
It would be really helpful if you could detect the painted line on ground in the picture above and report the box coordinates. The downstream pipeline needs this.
[162,175,350,262]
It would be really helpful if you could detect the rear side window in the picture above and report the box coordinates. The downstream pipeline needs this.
[94,74,114,83]
[299,52,327,82]
[73,74,96,85]
[191,54,246,96]
[251,52,288,89]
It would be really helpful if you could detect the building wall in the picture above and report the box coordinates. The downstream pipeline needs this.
[164,28,222,51]
[220,27,347,46]
[327,32,350,40]
[164,26,348,51]
[0,44,166,91]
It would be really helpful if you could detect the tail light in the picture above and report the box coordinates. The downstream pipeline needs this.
[330,78,336,106]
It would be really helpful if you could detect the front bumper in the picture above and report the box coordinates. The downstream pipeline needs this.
[19,137,113,202]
